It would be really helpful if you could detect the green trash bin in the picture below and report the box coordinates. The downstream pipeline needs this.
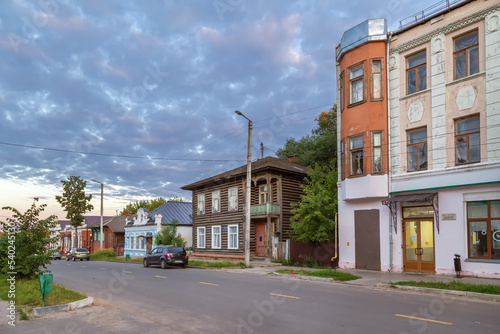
[125,254,131,260]
[39,274,53,306]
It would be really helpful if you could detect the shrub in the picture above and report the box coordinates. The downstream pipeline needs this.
[92,250,116,259]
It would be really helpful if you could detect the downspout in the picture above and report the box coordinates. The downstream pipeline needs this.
[387,31,393,272]
[330,212,338,268]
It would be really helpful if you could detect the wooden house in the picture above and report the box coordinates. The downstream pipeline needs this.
[181,156,308,260]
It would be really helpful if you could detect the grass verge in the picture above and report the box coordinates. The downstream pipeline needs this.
[390,280,500,295]
[275,269,360,281]
[188,260,246,268]
[0,273,87,317]
[86,256,143,263]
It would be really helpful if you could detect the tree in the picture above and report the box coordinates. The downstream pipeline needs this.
[0,199,58,278]
[277,105,337,169]
[55,176,93,248]
[120,197,168,215]
[289,163,338,244]
[155,219,187,248]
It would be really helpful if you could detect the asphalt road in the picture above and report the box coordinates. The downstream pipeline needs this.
[3,260,499,333]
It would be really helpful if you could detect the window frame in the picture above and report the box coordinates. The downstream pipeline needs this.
[197,193,205,215]
[371,131,383,174]
[211,225,221,249]
[406,50,427,95]
[228,224,239,250]
[349,134,365,177]
[197,227,206,249]
[407,127,428,172]
[228,187,238,211]
[340,139,345,180]
[455,115,480,165]
[467,200,500,260]
[339,71,345,112]
[259,184,268,204]
[370,58,384,101]
[347,61,366,107]
[453,29,479,80]
[212,190,221,213]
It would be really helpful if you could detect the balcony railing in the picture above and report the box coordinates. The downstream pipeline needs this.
[244,203,281,216]
[398,0,468,31]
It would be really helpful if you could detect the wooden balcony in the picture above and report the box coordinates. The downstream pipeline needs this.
[244,203,281,216]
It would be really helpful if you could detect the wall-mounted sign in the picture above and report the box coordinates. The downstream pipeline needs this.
[442,213,456,221]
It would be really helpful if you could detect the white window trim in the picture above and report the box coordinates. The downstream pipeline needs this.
[212,190,221,213]
[228,187,238,211]
[211,225,221,249]
[228,224,239,250]
[197,227,206,249]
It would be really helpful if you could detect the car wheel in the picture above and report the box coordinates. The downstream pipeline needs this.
[181,264,187,268]
[72,257,76,261]
[143,259,149,268]
[80,259,83,261]
[160,259,167,269]
[87,258,90,261]
[66,257,69,261]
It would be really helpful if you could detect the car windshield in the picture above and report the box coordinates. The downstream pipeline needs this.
[76,248,88,252]
[168,247,184,253]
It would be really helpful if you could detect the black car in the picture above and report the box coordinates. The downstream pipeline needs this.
[143,246,188,269]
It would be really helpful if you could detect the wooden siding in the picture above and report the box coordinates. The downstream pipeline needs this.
[280,174,305,239]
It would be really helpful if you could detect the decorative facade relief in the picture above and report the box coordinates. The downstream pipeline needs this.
[456,85,477,111]
[432,36,444,54]
[389,55,397,70]
[408,101,424,123]
[486,12,500,33]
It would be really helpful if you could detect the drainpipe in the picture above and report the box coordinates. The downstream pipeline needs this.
[330,213,338,267]
[387,31,393,272]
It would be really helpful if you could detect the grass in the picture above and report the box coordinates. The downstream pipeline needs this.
[275,269,360,281]
[0,273,87,317]
[390,280,500,295]
[188,260,247,268]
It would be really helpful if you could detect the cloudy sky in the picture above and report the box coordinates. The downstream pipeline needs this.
[0,0,438,220]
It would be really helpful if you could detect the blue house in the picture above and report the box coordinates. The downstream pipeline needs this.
[124,201,192,257]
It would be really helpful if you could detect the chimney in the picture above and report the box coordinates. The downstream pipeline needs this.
[155,214,163,232]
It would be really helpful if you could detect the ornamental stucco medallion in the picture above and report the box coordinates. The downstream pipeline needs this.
[456,85,476,111]
[486,13,500,33]
[408,101,424,123]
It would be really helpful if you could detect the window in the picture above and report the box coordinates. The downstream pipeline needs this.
[130,236,135,249]
[136,237,140,250]
[406,51,426,95]
[340,139,345,180]
[454,30,479,80]
[407,127,427,171]
[339,71,345,111]
[228,187,238,211]
[211,226,221,249]
[197,193,205,215]
[455,116,480,164]
[197,227,206,249]
[349,63,365,105]
[259,184,268,204]
[467,201,500,260]
[350,135,364,176]
[212,190,220,213]
[371,132,383,174]
[228,224,239,249]
[370,59,383,100]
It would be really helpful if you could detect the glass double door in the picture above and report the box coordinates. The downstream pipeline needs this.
[403,219,435,272]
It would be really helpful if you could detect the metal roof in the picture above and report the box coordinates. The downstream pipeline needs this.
[150,201,193,226]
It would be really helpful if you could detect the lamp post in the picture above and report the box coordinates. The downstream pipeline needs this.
[235,110,252,267]
[91,179,104,251]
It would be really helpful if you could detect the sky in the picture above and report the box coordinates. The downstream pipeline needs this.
[0,0,439,220]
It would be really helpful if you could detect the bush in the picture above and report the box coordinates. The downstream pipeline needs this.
[155,219,187,248]
[92,250,117,259]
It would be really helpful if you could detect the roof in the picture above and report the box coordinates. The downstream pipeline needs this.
[103,216,127,233]
[181,156,309,190]
[85,216,114,228]
[336,18,387,62]
[59,220,71,230]
[150,201,193,226]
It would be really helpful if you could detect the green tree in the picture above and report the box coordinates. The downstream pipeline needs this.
[155,219,186,248]
[277,105,337,169]
[55,176,94,247]
[289,164,338,244]
[120,197,168,215]
[0,199,58,278]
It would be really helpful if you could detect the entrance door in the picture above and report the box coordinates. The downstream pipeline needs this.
[256,223,266,257]
[146,237,152,253]
[354,210,381,270]
[403,220,435,272]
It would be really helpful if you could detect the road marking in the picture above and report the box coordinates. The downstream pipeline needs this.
[268,293,300,300]
[99,268,106,270]
[81,266,87,267]
[395,314,453,325]
[123,271,133,274]
[155,275,168,279]
[199,282,219,286]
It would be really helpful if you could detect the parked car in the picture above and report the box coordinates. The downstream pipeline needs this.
[51,249,62,260]
[66,248,90,261]
[143,246,188,269]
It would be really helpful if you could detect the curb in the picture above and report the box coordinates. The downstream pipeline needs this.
[32,297,94,317]
[377,283,499,302]
[273,272,334,283]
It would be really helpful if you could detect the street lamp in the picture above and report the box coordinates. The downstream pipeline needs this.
[91,179,104,251]
[235,110,252,267]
